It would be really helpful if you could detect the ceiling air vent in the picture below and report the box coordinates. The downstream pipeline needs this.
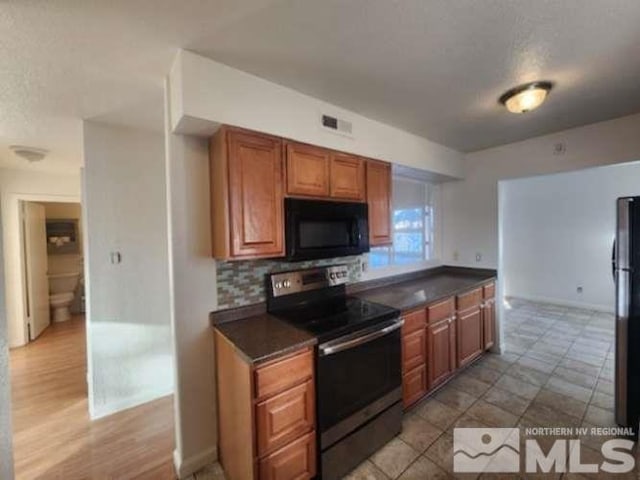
[321,114,353,138]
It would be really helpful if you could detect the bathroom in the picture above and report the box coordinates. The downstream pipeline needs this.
[23,200,84,339]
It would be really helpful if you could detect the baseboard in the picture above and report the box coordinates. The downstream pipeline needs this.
[173,445,218,479]
[506,294,614,314]
[89,386,174,420]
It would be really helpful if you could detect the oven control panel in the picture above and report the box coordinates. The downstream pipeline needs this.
[269,265,349,297]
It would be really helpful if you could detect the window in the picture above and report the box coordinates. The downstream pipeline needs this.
[370,176,437,268]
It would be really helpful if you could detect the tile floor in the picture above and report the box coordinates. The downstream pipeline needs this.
[345,298,634,480]
[197,299,634,480]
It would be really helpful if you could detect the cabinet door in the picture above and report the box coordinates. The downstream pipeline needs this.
[330,153,365,201]
[258,431,316,480]
[402,364,427,408]
[366,160,392,246]
[256,380,315,457]
[228,130,284,258]
[457,306,483,368]
[428,318,454,388]
[285,142,330,197]
[402,328,426,372]
[483,299,495,350]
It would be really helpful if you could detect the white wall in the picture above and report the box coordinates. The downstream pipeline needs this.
[0,204,15,480]
[83,121,173,419]
[443,113,640,269]
[502,161,640,312]
[0,168,81,347]
[164,79,218,478]
[170,50,465,180]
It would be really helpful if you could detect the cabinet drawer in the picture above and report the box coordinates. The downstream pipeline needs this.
[427,298,454,323]
[402,308,427,334]
[402,328,426,372]
[256,380,315,456]
[457,288,482,312]
[255,349,313,399]
[483,283,495,300]
[259,431,317,480]
[402,364,427,408]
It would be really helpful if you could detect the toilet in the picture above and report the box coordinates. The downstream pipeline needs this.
[48,272,80,322]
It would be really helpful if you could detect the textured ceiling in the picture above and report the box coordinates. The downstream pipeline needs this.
[2,0,640,173]
[0,0,280,172]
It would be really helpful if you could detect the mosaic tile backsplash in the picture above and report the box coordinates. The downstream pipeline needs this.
[216,255,364,309]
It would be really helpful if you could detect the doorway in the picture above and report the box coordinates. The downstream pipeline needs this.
[21,201,85,342]
[10,200,88,478]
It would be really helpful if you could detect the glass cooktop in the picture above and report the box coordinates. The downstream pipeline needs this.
[272,296,400,343]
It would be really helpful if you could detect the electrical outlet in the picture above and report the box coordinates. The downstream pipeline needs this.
[577,286,583,294]
[475,252,482,262]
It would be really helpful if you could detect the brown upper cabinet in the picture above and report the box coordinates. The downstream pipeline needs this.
[210,127,285,260]
[285,141,330,197]
[286,142,366,201]
[329,153,365,201]
[210,126,393,258]
[366,160,392,246]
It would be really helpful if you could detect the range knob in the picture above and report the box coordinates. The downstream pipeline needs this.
[329,273,336,280]
[274,282,282,289]
[283,280,291,288]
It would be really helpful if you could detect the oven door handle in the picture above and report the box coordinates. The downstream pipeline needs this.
[318,318,404,356]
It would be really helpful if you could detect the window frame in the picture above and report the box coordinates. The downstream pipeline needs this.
[368,176,440,272]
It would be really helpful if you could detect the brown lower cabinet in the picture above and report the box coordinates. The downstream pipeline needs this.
[401,282,496,408]
[216,332,316,480]
[456,287,484,368]
[258,431,317,480]
[402,364,427,408]
[483,283,496,350]
[427,316,456,389]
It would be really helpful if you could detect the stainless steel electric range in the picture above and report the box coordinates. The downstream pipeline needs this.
[266,265,403,480]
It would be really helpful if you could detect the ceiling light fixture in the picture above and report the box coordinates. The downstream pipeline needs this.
[9,145,48,162]
[499,81,553,114]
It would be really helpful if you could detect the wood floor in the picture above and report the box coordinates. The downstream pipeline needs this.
[10,316,176,480]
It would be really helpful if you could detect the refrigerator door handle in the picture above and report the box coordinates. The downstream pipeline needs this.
[612,239,617,281]
[616,267,630,426]
[617,269,630,319]
[616,197,632,271]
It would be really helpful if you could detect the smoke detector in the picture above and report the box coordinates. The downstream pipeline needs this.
[9,145,48,162]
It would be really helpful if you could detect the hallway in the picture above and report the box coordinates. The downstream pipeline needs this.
[10,316,175,479]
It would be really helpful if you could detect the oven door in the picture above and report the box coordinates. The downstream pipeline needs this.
[285,198,369,260]
[317,318,402,449]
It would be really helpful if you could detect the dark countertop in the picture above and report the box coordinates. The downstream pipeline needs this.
[211,266,496,365]
[353,271,496,312]
[213,313,317,365]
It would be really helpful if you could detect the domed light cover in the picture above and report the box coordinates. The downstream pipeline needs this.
[10,145,48,162]
[499,81,553,113]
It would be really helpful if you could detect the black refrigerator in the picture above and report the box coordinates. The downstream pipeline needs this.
[615,196,640,432]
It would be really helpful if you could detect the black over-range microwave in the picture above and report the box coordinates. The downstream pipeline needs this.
[285,198,370,261]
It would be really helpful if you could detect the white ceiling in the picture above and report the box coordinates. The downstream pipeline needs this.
[2,1,640,173]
